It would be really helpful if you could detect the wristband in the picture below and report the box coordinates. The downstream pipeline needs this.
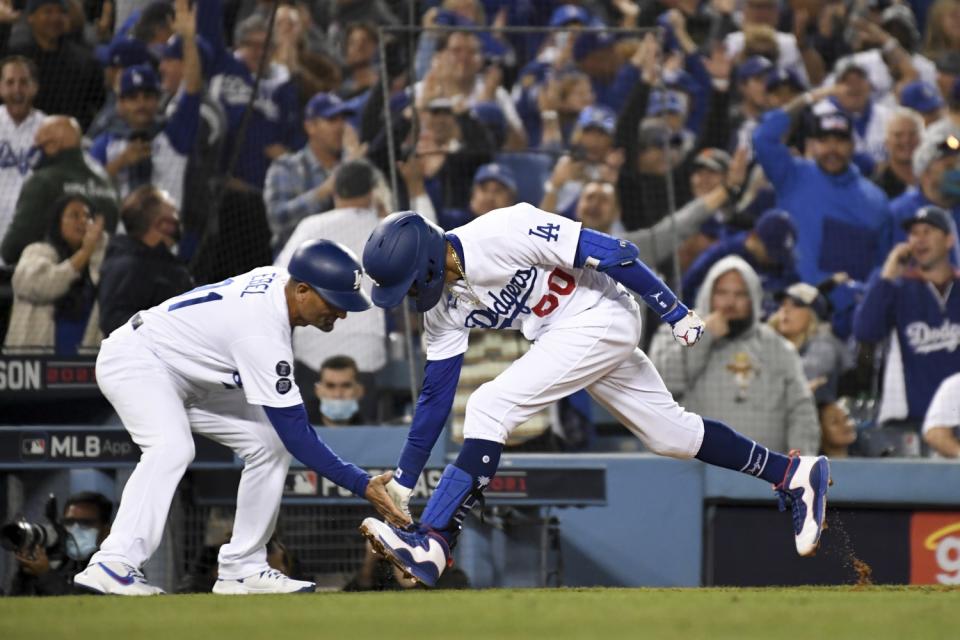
[661,301,689,325]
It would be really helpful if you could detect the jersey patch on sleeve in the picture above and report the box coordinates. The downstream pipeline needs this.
[276,378,292,394]
[276,360,291,376]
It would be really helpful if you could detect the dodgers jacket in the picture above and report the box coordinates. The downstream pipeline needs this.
[853,270,960,423]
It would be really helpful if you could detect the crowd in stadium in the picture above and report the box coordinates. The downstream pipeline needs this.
[0,0,958,461]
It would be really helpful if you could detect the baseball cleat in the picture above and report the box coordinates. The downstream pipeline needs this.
[73,561,165,596]
[212,568,315,594]
[775,455,832,557]
[359,517,450,587]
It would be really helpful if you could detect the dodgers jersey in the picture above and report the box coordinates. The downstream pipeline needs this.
[0,107,43,260]
[131,266,302,408]
[424,203,634,360]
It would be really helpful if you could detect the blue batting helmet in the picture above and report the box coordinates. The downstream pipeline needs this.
[362,211,448,311]
[287,239,371,312]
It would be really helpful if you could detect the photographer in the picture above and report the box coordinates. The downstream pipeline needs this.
[7,492,113,596]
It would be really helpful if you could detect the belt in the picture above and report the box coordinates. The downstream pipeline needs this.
[131,312,144,330]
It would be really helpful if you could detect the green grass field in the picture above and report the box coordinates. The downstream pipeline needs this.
[1,586,957,640]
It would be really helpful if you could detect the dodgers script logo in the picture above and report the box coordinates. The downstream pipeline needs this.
[464,268,538,329]
[0,141,40,175]
[905,320,960,354]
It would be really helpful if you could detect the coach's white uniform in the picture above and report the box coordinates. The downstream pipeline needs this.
[0,106,43,264]
[90,267,303,579]
[429,203,704,456]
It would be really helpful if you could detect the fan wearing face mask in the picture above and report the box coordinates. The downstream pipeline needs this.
[314,355,366,427]
[9,492,112,596]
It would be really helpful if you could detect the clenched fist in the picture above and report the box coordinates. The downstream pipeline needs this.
[672,310,705,347]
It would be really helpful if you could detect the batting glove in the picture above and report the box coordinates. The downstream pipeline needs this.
[385,477,413,520]
[671,310,705,347]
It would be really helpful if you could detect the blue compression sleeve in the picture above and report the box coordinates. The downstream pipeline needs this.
[395,354,464,489]
[263,404,370,496]
[574,229,687,323]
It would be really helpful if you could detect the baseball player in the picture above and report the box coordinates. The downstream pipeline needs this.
[358,206,831,586]
[74,240,408,596]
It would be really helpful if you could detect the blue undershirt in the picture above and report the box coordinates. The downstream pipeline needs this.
[263,404,370,496]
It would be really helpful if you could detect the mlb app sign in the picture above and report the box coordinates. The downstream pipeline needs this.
[910,512,960,584]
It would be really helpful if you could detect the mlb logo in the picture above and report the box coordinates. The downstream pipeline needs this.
[20,437,47,459]
[285,471,318,495]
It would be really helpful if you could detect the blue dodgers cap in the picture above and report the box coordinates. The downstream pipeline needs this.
[754,208,798,267]
[471,101,507,142]
[549,4,591,27]
[473,163,517,194]
[99,38,152,68]
[576,104,616,135]
[646,90,689,117]
[736,56,774,82]
[573,30,615,62]
[119,64,160,97]
[766,66,807,91]
[305,92,356,120]
[288,239,372,312]
[900,205,953,234]
[900,81,945,114]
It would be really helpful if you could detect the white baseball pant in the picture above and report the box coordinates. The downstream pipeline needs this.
[89,323,291,580]
[463,300,705,457]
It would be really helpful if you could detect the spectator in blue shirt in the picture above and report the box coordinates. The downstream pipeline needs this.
[571,29,639,113]
[158,32,225,260]
[540,104,619,216]
[439,162,517,230]
[202,7,301,189]
[890,128,960,264]
[753,85,893,284]
[263,92,356,251]
[87,38,155,140]
[89,0,201,212]
[682,208,801,312]
[853,206,960,431]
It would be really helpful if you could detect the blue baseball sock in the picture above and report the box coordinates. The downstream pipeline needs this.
[695,418,789,485]
[421,438,503,545]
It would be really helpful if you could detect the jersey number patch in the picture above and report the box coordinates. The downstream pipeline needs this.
[531,268,576,317]
[168,278,234,312]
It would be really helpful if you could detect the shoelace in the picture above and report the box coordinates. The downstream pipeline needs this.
[122,564,149,584]
[392,525,432,550]
[774,450,804,535]
[259,568,289,581]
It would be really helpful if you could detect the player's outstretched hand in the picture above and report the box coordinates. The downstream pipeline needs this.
[672,310,705,347]
[366,471,413,528]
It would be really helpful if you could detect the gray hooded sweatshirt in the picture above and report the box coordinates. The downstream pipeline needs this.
[649,255,820,454]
